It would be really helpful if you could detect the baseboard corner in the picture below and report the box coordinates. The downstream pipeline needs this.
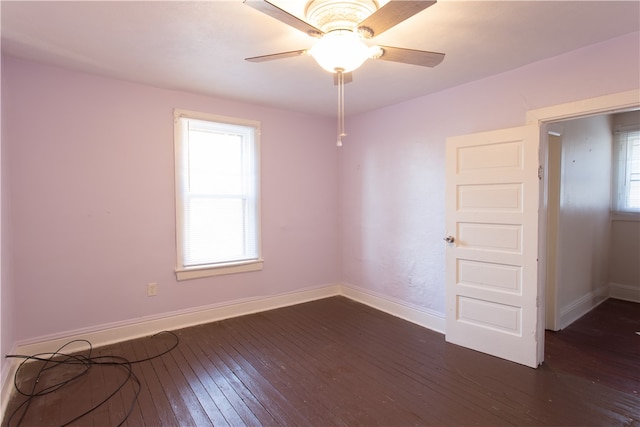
[339,283,445,334]
[608,282,640,303]
[559,285,609,329]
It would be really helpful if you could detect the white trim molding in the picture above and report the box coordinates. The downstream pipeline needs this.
[340,283,445,334]
[609,282,640,303]
[1,284,342,416]
[10,283,445,358]
[559,285,609,330]
[2,283,448,416]
[13,285,342,357]
[1,345,18,420]
[526,89,640,125]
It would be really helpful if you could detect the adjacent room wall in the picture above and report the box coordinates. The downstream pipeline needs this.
[340,32,640,318]
[2,56,340,346]
[609,110,640,302]
[553,115,613,328]
[609,219,640,301]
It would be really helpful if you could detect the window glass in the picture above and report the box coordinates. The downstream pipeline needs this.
[174,111,262,279]
[613,129,640,213]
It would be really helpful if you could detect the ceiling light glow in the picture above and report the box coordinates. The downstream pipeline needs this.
[309,30,370,73]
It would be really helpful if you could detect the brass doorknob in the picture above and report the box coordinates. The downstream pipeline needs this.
[443,236,455,243]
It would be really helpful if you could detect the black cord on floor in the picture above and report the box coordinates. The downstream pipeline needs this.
[4,330,179,427]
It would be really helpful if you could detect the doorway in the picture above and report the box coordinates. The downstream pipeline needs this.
[530,90,640,342]
[443,90,639,368]
[542,116,616,331]
[544,132,561,331]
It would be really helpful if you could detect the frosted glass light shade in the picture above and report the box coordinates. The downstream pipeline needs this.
[309,30,370,73]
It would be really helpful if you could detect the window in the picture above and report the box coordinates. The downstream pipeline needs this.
[612,127,640,213]
[174,109,261,280]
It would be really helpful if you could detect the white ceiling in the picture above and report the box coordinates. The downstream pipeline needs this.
[2,1,639,117]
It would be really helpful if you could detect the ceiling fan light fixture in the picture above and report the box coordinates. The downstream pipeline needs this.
[309,29,370,73]
[305,0,379,33]
[369,45,383,59]
[245,0,444,148]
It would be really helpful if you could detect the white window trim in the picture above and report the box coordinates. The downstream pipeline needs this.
[611,211,640,222]
[173,109,263,280]
[176,259,264,281]
[612,124,640,214]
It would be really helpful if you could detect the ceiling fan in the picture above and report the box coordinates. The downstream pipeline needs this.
[244,0,445,145]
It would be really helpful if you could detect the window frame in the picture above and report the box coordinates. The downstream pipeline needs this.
[612,125,640,215]
[174,109,263,280]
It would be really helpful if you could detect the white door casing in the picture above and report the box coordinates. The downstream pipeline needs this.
[445,125,541,368]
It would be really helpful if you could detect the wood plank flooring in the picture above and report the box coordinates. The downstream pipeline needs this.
[3,296,639,426]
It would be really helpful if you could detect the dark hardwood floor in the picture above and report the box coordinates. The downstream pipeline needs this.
[3,296,639,426]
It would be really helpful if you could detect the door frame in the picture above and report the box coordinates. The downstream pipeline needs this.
[527,89,639,362]
[543,131,562,332]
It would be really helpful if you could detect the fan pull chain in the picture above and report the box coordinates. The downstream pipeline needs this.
[336,68,346,147]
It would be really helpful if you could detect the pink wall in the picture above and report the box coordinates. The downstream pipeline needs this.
[2,56,340,344]
[339,32,640,314]
[2,30,639,357]
[1,55,16,375]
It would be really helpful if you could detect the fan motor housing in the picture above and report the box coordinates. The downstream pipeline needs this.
[305,0,379,33]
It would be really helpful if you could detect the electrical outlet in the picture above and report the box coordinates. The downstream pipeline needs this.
[147,282,157,297]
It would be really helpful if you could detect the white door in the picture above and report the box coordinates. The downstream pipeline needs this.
[445,125,542,368]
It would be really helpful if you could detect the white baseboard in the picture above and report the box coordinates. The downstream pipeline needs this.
[609,282,640,303]
[1,344,18,421]
[13,284,342,357]
[2,284,342,417]
[340,284,445,334]
[2,283,446,416]
[559,285,609,330]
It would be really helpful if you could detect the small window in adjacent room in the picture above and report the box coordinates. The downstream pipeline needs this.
[174,109,262,280]
[612,126,640,213]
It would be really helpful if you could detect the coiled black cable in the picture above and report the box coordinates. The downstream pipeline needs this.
[4,330,179,427]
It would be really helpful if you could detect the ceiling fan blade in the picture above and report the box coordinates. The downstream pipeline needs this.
[376,46,445,67]
[245,50,308,62]
[244,0,323,37]
[333,72,353,85]
[357,0,436,38]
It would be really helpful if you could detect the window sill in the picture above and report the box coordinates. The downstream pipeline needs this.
[611,211,640,222]
[176,259,264,281]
